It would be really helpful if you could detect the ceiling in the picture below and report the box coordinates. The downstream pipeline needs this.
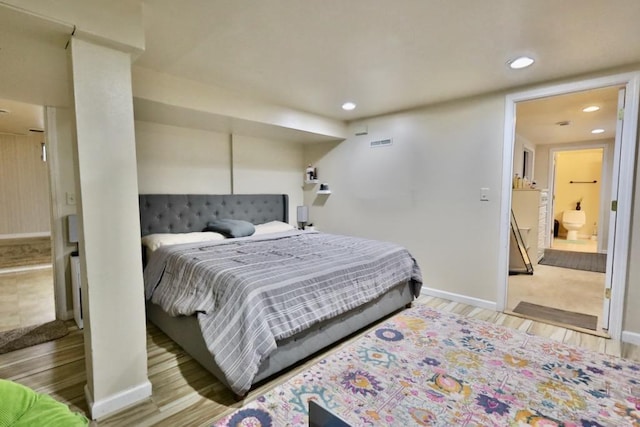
[0,98,44,135]
[0,1,639,139]
[516,86,620,145]
[136,0,640,121]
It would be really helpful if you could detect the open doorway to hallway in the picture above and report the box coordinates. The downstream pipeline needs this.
[0,98,56,333]
[506,86,619,336]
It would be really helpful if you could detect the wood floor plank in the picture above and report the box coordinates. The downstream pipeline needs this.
[1,294,639,426]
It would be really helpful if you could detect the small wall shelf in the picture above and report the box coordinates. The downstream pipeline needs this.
[316,190,331,195]
[305,179,319,184]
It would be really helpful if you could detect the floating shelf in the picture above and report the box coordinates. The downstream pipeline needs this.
[316,190,332,195]
[305,179,319,184]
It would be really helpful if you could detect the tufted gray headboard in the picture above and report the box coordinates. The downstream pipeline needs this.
[138,194,289,236]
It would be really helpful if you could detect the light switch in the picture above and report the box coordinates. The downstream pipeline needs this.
[480,188,490,201]
[66,192,76,205]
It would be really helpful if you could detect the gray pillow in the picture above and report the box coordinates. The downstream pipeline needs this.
[203,219,255,238]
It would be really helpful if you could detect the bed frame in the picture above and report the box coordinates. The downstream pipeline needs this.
[139,194,414,394]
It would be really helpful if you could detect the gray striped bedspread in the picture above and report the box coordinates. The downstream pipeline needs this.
[144,230,422,395]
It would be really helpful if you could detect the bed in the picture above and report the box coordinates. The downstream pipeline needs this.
[139,194,422,396]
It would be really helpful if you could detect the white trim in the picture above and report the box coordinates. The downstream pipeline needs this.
[0,232,51,239]
[498,71,640,342]
[422,286,497,311]
[44,107,69,321]
[85,380,152,420]
[622,331,640,346]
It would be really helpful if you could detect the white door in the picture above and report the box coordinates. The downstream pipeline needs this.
[602,87,626,331]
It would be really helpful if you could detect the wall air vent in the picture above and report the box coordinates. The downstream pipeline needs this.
[370,138,393,148]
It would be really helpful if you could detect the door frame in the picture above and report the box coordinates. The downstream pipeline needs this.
[497,71,640,340]
[547,143,609,253]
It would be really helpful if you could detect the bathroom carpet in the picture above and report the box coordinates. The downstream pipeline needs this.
[213,304,639,426]
[539,248,606,273]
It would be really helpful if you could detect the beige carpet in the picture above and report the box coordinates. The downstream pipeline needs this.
[0,236,51,269]
[508,264,604,331]
[0,320,68,354]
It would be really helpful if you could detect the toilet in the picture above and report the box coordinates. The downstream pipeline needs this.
[562,210,586,240]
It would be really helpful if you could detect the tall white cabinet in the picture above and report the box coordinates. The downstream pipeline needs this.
[512,189,548,264]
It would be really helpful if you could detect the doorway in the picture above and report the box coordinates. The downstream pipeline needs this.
[498,72,640,340]
[0,98,56,332]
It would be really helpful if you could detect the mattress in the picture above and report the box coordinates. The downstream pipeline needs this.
[144,230,422,394]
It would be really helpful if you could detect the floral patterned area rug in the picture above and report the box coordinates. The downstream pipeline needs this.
[213,304,640,426]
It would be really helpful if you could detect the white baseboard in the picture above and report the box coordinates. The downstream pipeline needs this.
[85,380,152,420]
[0,264,52,274]
[622,331,640,346]
[0,232,51,239]
[421,286,497,311]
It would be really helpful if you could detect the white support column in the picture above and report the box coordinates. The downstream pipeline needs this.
[70,36,151,419]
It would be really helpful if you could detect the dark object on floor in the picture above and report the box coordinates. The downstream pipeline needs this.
[539,249,606,273]
[309,400,352,427]
[513,301,598,331]
[0,320,69,354]
[553,219,559,238]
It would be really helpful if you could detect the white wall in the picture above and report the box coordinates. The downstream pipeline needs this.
[135,121,231,194]
[232,134,304,223]
[626,154,640,335]
[0,132,50,234]
[513,133,535,183]
[135,121,305,224]
[305,95,505,303]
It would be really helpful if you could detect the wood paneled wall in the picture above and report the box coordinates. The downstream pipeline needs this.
[0,133,51,235]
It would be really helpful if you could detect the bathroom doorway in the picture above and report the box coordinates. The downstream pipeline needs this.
[498,72,640,340]
[549,146,608,255]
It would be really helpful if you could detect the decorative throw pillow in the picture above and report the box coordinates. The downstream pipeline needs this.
[141,232,226,252]
[253,221,296,235]
[204,219,255,238]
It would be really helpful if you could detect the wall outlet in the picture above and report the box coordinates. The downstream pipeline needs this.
[66,192,76,205]
[480,188,490,201]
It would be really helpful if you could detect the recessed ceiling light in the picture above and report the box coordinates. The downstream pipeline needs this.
[582,106,600,113]
[341,102,356,111]
[591,128,605,134]
[507,56,535,70]
[555,120,571,126]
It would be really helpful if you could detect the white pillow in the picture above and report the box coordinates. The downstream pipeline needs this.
[253,221,296,235]
[142,232,226,252]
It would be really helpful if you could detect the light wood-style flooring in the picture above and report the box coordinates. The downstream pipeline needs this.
[1,295,638,426]
[0,266,56,332]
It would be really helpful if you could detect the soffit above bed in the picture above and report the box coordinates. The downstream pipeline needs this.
[133,97,345,144]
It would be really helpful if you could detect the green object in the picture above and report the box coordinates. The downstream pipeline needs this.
[0,379,88,426]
